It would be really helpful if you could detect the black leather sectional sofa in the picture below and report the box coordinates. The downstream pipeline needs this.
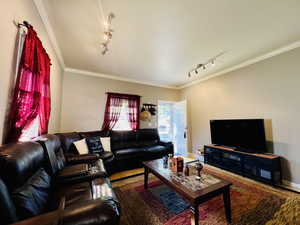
[57,128,174,173]
[0,128,173,225]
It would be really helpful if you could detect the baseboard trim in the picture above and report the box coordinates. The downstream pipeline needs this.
[280,180,300,193]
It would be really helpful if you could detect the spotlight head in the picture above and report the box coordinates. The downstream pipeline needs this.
[195,69,198,74]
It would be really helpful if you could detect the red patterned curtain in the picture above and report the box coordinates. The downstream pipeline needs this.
[101,93,140,130]
[6,27,51,143]
[128,97,140,130]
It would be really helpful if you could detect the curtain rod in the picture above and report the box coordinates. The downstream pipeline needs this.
[105,92,141,97]
[17,20,32,29]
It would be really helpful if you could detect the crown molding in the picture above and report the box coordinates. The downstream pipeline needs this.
[179,40,300,89]
[33,0,65,68]
[64,68,180,90]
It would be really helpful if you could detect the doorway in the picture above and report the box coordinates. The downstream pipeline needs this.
[158,100,188,156]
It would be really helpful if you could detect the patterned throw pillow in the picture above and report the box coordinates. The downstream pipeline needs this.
[86,136,104,154]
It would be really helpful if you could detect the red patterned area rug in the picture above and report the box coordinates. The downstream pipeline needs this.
[113,166,295,225]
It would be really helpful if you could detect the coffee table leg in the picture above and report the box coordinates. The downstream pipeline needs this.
[191,205,199,225]
[223,187,232,223]
[144,167,149,189]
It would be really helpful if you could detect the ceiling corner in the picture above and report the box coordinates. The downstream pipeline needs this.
[33,0,66,69]
[179,40,300,89]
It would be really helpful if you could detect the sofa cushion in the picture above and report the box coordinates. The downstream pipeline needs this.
[86,136,104,154]
[55,132,82,154]
[36,134,66,176]
[146,145,167,155]
[144,145,168,160]
[55,177,117,208]
[0,142,45,189]
[0,178,18,224]
[136,129,160,147]
[114,148,145,160]
[12,168,52,220]
[54,182,92,208]
[111,130,137,151]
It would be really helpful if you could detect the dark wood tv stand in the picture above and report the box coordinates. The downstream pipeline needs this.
[204,145,282,185]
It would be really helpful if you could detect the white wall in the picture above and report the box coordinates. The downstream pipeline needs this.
[0,0,63,144]
[180,47,300,184]
[60,72,180,132]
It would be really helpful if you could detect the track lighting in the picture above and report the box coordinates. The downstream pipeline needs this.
[187,52,224,78]
[98,0,115,55]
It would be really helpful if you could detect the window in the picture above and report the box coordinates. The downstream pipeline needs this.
[19,117,39,142]
[113,100,132,131]
[102,92,140,131]
[6,24,51,143]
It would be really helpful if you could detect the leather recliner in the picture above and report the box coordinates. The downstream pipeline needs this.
[57,131,116,175]
[55,132,101,165]
[0,141,120,225]
[36,134,107,184]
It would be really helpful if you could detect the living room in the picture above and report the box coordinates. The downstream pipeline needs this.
[1,0,300,225]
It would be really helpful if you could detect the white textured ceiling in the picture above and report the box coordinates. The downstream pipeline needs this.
[44,0,300,87]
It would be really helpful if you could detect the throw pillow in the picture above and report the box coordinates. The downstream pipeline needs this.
[100,137,111,152]
[86,136,104,154]
[73,139,89,155]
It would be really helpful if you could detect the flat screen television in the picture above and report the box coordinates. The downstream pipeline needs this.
[210,119,267,153]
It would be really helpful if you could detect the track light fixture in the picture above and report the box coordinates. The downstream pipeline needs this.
[101,13,115,55]
[188,52,225,78]
[98,0,115,55]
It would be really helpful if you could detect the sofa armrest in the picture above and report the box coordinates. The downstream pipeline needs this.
[11,199,120,225]
[159,141,174,155]
[63,199,120,225]
[56,160,108,184]
[56,170,107,185]
[66,153,100,165]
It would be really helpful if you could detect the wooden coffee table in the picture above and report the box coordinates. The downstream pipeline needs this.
[143,159,232,225]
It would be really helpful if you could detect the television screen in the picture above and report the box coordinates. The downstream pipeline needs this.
[210,119,267,153]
